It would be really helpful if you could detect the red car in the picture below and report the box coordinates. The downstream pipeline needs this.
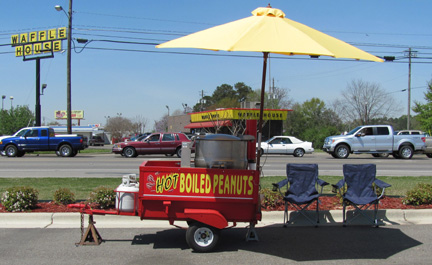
[112,132,192,158]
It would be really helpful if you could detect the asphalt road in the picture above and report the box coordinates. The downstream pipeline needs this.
[0,150,431,178]
[0,225,431,265]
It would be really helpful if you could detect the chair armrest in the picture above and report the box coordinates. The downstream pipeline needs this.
[374,179,391,199]
[374,179,391,189]
[317,178,329,187]
[332,179,345,194]
[272,178,289,192]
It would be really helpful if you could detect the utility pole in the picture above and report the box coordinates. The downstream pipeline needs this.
[66,0,73,134]
[405,48,417,130]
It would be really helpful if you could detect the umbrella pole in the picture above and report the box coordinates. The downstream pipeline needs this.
[256,52,269,172]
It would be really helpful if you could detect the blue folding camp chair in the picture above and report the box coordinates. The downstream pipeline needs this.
[333,164,391,227]
[273,163,328,227]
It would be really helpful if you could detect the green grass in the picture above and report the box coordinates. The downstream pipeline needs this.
[1,175,431,201]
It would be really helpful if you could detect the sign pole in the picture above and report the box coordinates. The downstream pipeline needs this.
[35,58,41,126]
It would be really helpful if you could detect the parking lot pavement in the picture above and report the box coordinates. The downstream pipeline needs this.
[1,224,431,264]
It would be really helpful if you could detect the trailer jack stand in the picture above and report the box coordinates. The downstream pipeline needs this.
[77,215,103,246]
[246,222,259,242]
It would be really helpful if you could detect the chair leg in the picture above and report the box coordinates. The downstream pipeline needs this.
[283,202,288,227]
[342,200,347,227]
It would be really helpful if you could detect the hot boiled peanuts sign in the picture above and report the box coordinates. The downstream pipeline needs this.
[140,162,259,202]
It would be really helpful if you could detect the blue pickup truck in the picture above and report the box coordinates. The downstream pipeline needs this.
[0,127,86,157]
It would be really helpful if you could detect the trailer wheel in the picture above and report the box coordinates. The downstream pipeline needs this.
[186,223,220,252]
[5,145,18,157]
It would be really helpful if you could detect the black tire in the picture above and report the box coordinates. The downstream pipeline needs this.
[176,147,182,158]
[16,151,25,157]
[70,150,78,157]
[334,144,350,159]
[426,153,432,158]
[123,147,137,158]
[257,148,264,157]
[59,144,73,157]
[399,145,414,159]
[5,145,18,157]
[186,223,220,252]
[392,152,401,159]
[293,148,305,157]
[331,153,339,158]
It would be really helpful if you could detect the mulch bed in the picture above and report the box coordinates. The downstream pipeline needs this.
[1,196,432,213]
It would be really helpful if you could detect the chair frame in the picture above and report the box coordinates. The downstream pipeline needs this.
[333,164,391,227]
[273,163,328,227]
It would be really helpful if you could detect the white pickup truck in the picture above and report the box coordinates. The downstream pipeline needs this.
[322,125,426,159]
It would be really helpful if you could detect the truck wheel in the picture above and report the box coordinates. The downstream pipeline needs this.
[59,145,73,157]
[334,144,350,159]
[5,145,18,157]
[186,223,220,252]
[399,145,413,159]
[176,147,182,158]
[123,147,137,158]
[293,148,305,157]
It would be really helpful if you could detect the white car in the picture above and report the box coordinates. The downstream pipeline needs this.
[258,136,314,157]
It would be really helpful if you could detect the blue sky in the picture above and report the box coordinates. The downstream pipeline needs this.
[1,0,431,130]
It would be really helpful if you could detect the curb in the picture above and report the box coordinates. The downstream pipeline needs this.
[1,209,431,229]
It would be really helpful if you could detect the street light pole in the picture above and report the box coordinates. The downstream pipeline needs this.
[66,0,73,134]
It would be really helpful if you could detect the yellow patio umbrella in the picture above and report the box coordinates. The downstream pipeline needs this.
[157,6,383,167]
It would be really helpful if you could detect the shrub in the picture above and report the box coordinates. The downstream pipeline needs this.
[1,186,39,212]
[53,188,76,205]
[88,186,115,209]
[260,188,284,210]
[402,183,432,206]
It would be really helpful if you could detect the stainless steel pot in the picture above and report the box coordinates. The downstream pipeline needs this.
[194,134,254,169]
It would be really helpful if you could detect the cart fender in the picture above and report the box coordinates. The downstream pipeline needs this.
[184,209,228,229]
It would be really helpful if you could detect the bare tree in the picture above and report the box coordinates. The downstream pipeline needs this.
[335,79,401,125]
[132,115,148,134]
[105,116,134,141]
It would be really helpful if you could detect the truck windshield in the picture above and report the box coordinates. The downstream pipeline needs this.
[15,129,29,137]
[346,126,362,135]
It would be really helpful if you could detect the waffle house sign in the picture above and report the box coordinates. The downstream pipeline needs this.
[190,108,289,123]
[11,27,67,57]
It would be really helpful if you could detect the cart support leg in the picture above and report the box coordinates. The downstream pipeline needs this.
[77,215,103,246]
[246,222,259,242]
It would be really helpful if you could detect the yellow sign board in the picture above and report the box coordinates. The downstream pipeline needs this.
[190,108,289,122]
[55,110,84,120]
[11,27,67,57]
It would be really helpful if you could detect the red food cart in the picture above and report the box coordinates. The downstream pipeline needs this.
[72,133,262,252]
